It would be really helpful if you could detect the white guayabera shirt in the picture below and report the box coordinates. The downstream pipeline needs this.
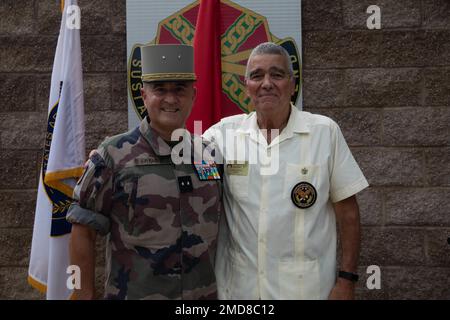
[203,104,369,300]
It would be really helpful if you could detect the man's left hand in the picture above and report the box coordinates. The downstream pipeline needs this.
[328,278,356,300]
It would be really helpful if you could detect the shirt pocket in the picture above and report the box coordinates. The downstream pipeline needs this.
[190,179,221,259]
[278,259,320,299]
[226,174,249,200]
[112,165,180,248]
[283,163,321,200]
[112,177,138,235]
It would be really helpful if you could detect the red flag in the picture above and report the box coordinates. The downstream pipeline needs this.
[187,0,222,133]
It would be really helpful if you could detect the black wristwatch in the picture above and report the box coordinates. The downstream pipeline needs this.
[338,270,359,282]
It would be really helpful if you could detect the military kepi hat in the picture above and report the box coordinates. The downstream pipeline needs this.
[141,44,196,82]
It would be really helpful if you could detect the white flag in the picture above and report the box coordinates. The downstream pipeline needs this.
[28,0,85,300]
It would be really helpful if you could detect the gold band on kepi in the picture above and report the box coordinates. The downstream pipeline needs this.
[140,44,196,82]
[141,73,196,82]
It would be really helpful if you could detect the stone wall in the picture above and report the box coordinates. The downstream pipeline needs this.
[0,0,448,299]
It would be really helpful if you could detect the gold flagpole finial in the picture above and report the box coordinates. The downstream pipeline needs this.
[61,0,65,13]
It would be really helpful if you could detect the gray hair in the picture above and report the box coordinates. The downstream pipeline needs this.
[245,42,294,79]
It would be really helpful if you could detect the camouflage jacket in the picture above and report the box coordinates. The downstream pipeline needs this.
[67,117,222,300]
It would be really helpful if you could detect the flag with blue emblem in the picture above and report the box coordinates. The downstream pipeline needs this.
[28,0,85,299]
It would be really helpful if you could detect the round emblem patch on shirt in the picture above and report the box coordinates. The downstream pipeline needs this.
[291,182,317,209]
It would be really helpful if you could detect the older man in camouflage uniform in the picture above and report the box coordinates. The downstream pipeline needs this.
[67,44,222,300]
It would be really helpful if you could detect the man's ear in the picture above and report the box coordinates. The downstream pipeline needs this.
[244,78,250,97]
[290,77,296,96]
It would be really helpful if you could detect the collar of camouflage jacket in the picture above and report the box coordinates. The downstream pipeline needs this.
[139,117,192,157]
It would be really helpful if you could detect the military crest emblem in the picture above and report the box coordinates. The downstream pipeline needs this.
[291,181,317,209]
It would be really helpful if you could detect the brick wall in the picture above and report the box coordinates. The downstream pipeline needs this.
[303,0,450,299]
[0,0,127,299]
[0,0,448,299]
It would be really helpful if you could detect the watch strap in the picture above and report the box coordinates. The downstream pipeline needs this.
[338,270,359,282]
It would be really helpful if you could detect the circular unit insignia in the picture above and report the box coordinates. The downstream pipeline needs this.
[291,182,317,209]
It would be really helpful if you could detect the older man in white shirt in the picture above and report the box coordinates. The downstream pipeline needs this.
[203,42,368,300]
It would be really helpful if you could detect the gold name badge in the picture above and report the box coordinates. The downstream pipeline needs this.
[226,161,249,176]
